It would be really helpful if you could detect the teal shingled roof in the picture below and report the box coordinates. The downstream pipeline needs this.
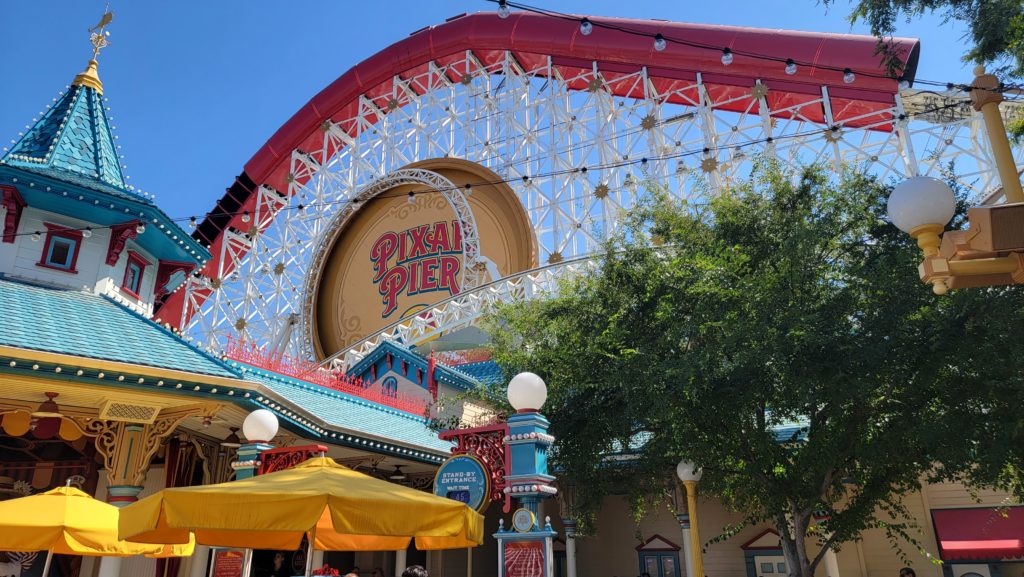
[0,276,237,378]
[449,360,504,386]
[2,83,143,203]
[243,369,453,454]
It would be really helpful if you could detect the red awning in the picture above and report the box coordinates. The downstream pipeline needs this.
[933,507,1024,561]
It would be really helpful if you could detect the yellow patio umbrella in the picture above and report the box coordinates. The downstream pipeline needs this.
[119,457,484,574]
[0,485,194,575]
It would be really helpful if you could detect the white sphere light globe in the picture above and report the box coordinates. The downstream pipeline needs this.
[887,176,956,234]
[676,460,703,482]
[507,372,547,411]
[242,409,279,442]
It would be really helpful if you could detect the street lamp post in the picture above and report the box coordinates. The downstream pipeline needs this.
[889,67,1024,293]
[677,460,704,577]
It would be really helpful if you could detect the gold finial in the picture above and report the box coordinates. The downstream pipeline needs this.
[72,10,114,94]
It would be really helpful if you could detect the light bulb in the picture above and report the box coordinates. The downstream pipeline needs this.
[580,18,593,36]
[497,0,510,18]
[241,211,250,223]
[136,223,146,235]
[82,227,92,238]
[886,176,956,234]
[654,34,667,52]
[898,77,910,90]
[32,232,41,242]
[785,59,797,75]
[721,48,733,66]
[843,68,855,84]
[407,191,416,204]
[189,217,197,229]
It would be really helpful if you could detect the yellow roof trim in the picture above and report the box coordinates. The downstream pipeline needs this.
[0,345,252,391]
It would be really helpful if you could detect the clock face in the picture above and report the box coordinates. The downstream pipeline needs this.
[512,508,535,533]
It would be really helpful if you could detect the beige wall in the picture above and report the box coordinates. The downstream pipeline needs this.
[475,479,1018,577]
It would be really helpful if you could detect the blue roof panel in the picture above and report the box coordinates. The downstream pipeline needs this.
[0,277,237,378]
[244,369,453,453]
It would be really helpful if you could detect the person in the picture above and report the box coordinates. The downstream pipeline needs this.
[900,568,916,577]
[402,565,428,577]
[267,552,288,577]
[373,568,385,577]
[344,568,361,577]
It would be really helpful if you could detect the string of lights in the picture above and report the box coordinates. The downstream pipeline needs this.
[5,97,977,244]
[488,0,1024,93]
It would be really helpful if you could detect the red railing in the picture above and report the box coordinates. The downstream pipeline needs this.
[225,337,429,416]
[433,348,493,366]
[257,444,329,475]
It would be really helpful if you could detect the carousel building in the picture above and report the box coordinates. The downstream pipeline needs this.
[2,8,1023,577]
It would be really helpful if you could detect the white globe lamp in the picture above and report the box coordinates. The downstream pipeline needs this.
[507,372,547,412]
[242,409,279,442]
[676,459,703,483]
[888,176,957,295]
[887,176,956,235]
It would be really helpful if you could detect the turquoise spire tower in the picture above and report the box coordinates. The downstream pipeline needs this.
[3,51,137,200]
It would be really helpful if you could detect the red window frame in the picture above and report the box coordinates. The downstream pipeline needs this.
[36,222,83,274]
[121,250,151,300]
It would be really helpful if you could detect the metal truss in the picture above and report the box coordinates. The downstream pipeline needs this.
[322,257,598,370]
[180,51,1024,362]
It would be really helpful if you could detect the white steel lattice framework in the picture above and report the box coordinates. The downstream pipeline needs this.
[163,13,1024,367]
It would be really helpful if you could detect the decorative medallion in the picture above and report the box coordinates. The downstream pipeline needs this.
[751,84,769,99]
[548,251,563,264]
[640,114,658,130]
[587,78,604,92]
[512,507,536,533]
[700,157,719,173]
[593,183,610,199]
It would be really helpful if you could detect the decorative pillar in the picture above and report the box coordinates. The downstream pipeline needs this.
[682,480,704,577]
[557,480,578,577]
[395,549,407,576]
[562,518,578,577]
[232,440,273,480]
[80,405,211,506]
[676,513,696,577]
[495,373,558,577]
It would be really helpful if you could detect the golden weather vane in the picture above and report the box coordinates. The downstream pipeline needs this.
[72,8,114,93]
[87,9,114,60]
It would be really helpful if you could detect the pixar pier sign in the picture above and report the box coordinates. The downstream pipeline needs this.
[371,221,463,318]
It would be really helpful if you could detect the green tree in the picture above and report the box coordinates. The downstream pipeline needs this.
[828,0,1024,78]
[482,162,1024,577]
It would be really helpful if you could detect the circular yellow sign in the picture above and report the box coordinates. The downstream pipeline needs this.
[308,158,537,360]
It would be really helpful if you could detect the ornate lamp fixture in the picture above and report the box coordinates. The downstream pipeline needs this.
[890,66,1024,294]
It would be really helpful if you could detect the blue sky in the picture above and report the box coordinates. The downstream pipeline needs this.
[1,1,974,219]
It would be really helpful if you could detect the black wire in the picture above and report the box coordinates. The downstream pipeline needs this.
[484,0,1024,92]
[6,97,975,241]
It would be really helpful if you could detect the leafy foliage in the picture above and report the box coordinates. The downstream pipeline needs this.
[828,0,1024,78]
[481,161,1024,577]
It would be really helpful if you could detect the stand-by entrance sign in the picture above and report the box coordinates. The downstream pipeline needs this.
[433,454,490,512]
